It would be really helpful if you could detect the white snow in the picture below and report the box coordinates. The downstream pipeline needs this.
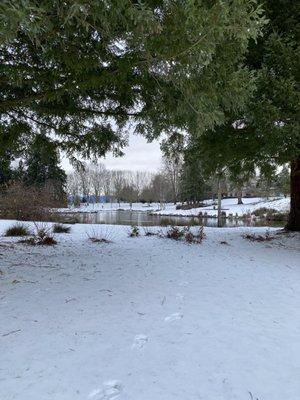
[0,220,299,400]
[154,197,290,217]
[57,197,290,218]
[57,202,161,213]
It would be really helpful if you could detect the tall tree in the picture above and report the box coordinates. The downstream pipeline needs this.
[186,0,300,229]
[89,162,107,199]
[161,133,185,204]
[179,157,211,203]
[25,134,66,200]
[245,0,300,229]
[0,1,264,161]
[0,120,28,185]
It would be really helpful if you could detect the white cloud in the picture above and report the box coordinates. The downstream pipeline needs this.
[61,134,162,172]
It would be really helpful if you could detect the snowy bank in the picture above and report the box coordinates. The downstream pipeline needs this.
[154,197,290,217]
[0,221,299,400]
[56,202,161,214]
[56,197,290,218]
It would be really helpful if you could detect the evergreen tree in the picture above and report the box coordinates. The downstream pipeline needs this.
[0,1,264,160]
[0,147,11,185]
[275,166,290,197]
[25,134,66,200]
[0,120,28,185]
[184,1,300,229]
[245,0,300,229]
[180,153,211,203]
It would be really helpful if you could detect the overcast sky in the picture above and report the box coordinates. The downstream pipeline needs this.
[61,133,163,172]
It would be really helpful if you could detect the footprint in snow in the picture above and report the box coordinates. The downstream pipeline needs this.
[222,378,236,400]
[176,293,185,301]
[88,380,123,400]
[132,334,148,349]
[179,281,189,287]
[164,313,183,322]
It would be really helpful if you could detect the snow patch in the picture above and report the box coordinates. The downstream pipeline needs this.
[132,334,148,349]
[164,313,183,322]
[88,381,123,400]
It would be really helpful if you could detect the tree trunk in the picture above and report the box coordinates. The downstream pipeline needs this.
[237,190,243,205]
[217,178,222,227]
[286,156,300,231]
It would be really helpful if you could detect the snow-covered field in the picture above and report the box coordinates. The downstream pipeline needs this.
[0,220,299,400]
[58,197,290,218]
[155,197,290,217]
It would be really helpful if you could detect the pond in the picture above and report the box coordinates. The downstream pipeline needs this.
[63,210,285,228]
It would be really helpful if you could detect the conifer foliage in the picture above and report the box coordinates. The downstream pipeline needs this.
[24,134,66,201]
[0,0,264,159]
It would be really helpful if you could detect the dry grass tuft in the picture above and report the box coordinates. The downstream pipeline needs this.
[4,223,30,237]
[86,227,113,243]
[53,223,71,233]
[243,230,274,242]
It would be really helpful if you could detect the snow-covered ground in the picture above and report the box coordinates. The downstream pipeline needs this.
[1,220,299,400]
[154,197,290,217]
[57,197,290,218]
[57,202,161,213]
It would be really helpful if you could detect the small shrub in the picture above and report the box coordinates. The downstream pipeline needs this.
[143,227,157,236]
[185,226,205,244]
[53,223,71,233]
[193,226,205,243]
[87,227,112,243]
[184,230,194,243]
[34,223,57,245]
[243,230,274,242]
[20,223,57,245]
[165,225,205,244]
[252,207,277,217]
[41,236,57,245]
[4,223,30,237]
[20,234,57,246]
[166,226,186,240]
[129,225,140,237]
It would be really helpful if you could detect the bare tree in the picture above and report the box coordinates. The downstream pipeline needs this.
[66,165,161,207]
[120,183,139,208]
[111,170,126,206]
[162,155,182,204]
[76,163,91,199]
[66,172,80,197]
[102,169,113,200]
[151,173,172,209]
[89,162,106,200]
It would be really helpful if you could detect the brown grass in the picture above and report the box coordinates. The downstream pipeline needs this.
[4,223,31,237]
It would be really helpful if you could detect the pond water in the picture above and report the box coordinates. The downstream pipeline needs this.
[64,210,285,228]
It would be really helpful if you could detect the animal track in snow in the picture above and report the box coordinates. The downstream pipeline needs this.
[88,380,123,400]
[132,334,148,349]
[164,313,183,322]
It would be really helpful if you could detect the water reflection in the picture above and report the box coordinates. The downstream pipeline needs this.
[69,210,284,228]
